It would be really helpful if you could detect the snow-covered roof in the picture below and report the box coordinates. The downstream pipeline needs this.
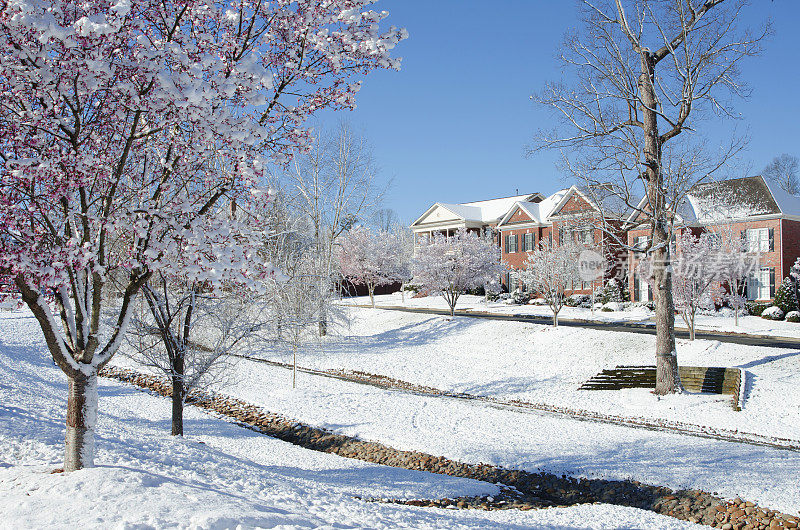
[460,193,543,223]
[411,193,541,227]
[433,203,483,222]
[686,176,784,224]
[762,178,800,217]
[497,188,571,226]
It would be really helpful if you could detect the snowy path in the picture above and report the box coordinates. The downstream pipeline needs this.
[219,355,800,516]
[0,309,701,528]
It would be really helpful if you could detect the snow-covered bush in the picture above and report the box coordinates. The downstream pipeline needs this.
[597,279,624,304]
[786,311,800,323]
[746,302,770,316]
[761,306,785,320]
[602,302,623,312]
[773,277,799,315]
[565,294,591,307]
[532,297,548,306]
[512,290,531,305]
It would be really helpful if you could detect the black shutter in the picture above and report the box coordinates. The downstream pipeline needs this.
[504,235,509,252]
[769,228,774,252]
[633,274,640,302]
[770,268,776,299]
[740,230,747,250]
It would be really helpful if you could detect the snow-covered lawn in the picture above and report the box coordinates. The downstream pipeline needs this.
[205,344,800,515]
[0,309,702,529]
[254,306,800,444]
[342,293,800,338]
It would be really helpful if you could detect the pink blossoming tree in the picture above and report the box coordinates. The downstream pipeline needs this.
[338,225,408,307]
[412,229,504,317]
[0,0,405,470]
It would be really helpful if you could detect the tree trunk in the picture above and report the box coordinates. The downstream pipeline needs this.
[171,375,184,436]
[318,319,327,336]
[639,51,681,394]
[64,372,98,471]
[553,309,559,327]
[652,235,681,394]
[369,284,375,308]
[292,345,297,389]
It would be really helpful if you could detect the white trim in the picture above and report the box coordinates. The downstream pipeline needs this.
[410,203,467,227]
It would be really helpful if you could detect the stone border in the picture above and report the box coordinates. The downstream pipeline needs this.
[99,365,799,529]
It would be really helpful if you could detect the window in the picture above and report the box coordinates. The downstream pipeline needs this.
[746,228,773,253]
[747,267,774,300]
[633,273,652,302]
[523,233,534,252]
[574,228,593,245]
[635,235,649,252]
[706,233,722,249]
[505,234,518,253]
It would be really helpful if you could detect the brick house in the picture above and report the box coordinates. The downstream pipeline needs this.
[496,186,627,294]
[627,176,800,303]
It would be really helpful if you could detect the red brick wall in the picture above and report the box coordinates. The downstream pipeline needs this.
[781,219,800,279]
[628,220,785,301]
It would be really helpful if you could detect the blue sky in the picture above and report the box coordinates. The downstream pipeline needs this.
[318,1,800,225]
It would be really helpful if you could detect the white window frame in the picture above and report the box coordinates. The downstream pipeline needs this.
[638,274,650,302]
[747,267,772,300]
[746,228,769,253]
[509,234,518,253]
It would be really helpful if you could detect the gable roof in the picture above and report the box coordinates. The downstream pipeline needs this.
[411,193,540,227]
[626,175,800,227]
[762,177,800,217]
[687,176,780,223]
[497,188,571,227]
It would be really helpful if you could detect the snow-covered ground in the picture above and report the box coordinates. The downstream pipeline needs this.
[342,293,800,338]
[109,304,800,516]
[255,306,800,444]
[204,342,800,515]
[0,309,702,529]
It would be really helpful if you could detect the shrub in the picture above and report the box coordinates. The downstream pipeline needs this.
[773,277,799,315]
[746,301,771,316]
[600,306,614,312]
[512,291,531,305]
[786,311,800,323]
[565,294,590,307]
[597,279,623,304]
[761,306,785,320]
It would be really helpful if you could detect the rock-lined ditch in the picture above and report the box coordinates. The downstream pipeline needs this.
[100,365,799,529]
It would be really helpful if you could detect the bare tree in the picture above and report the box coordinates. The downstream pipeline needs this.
[126,278,267,436]
[370,208,401,232]
[530,0,766,394]
[763,154,799,195]
[279,122,383,336]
